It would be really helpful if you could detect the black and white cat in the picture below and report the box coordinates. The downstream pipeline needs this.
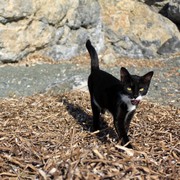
[86,40,153,148]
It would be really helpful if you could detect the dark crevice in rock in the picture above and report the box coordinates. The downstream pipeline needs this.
[1,60,18,64]
[0,16,27,25]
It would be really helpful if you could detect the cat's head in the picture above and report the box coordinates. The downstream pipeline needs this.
[120,67,153,105]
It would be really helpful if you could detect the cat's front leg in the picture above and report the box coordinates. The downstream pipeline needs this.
[124,110,136,133]
[113,108,133,148]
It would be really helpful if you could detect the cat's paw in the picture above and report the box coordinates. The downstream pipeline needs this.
[92,124,100,132]
[121,137,133,149]
[125,143,133,149]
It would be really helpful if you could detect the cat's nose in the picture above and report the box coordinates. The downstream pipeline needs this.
[134,95,138,99]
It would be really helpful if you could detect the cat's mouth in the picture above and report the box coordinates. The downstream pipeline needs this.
[131,99,140,105]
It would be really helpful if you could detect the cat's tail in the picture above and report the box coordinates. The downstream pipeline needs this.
[86,40,99,71]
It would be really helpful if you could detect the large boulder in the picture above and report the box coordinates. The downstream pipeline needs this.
[100,0,180,58]
[0,0,103,63]
[0,0,179,62]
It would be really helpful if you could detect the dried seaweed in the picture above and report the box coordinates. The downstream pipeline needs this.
[0,91,179,179]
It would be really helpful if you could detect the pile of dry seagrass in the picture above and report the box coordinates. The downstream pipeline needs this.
[0,90,179,179]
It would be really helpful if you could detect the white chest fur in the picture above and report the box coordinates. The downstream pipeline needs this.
[121,95,142,112]
[121,95,136,112]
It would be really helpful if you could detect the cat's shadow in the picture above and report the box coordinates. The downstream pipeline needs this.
[62,98,117,143]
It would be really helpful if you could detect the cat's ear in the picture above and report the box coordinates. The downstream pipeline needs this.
[142,71,154,83]
[120,67,130,82]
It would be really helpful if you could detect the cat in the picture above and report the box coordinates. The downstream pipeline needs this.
[86,39,154,148]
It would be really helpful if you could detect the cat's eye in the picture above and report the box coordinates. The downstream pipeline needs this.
[139,88,144,92]
[127,87,132,91]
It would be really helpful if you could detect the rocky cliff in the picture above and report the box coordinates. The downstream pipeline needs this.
[100,0,180,58]
[0,0,103,62]
[0,0,179,63]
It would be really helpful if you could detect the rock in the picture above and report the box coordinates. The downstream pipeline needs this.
[138,0,180,27]
[100,0,180,58]
[0,0,180,62]
[102,53,116,64]
[0,0,103,63]
[167,0,180,24]
[0,63,89,97]
[157,36,180,55]
[139,0,170,12]
[0,0,33,24]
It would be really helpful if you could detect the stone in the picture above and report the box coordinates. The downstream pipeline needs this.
[138,1,180,27]
[102,53,116,64]
[0,0,180,62]
[0,0,33,24]
[100,0,180,58]
[167,0,180,24]
[157,36,180,55]
[138,0,170,12]
[0,0,103,63]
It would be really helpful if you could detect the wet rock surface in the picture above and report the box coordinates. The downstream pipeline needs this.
[0,54,179,107]
[0,63,88,97]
